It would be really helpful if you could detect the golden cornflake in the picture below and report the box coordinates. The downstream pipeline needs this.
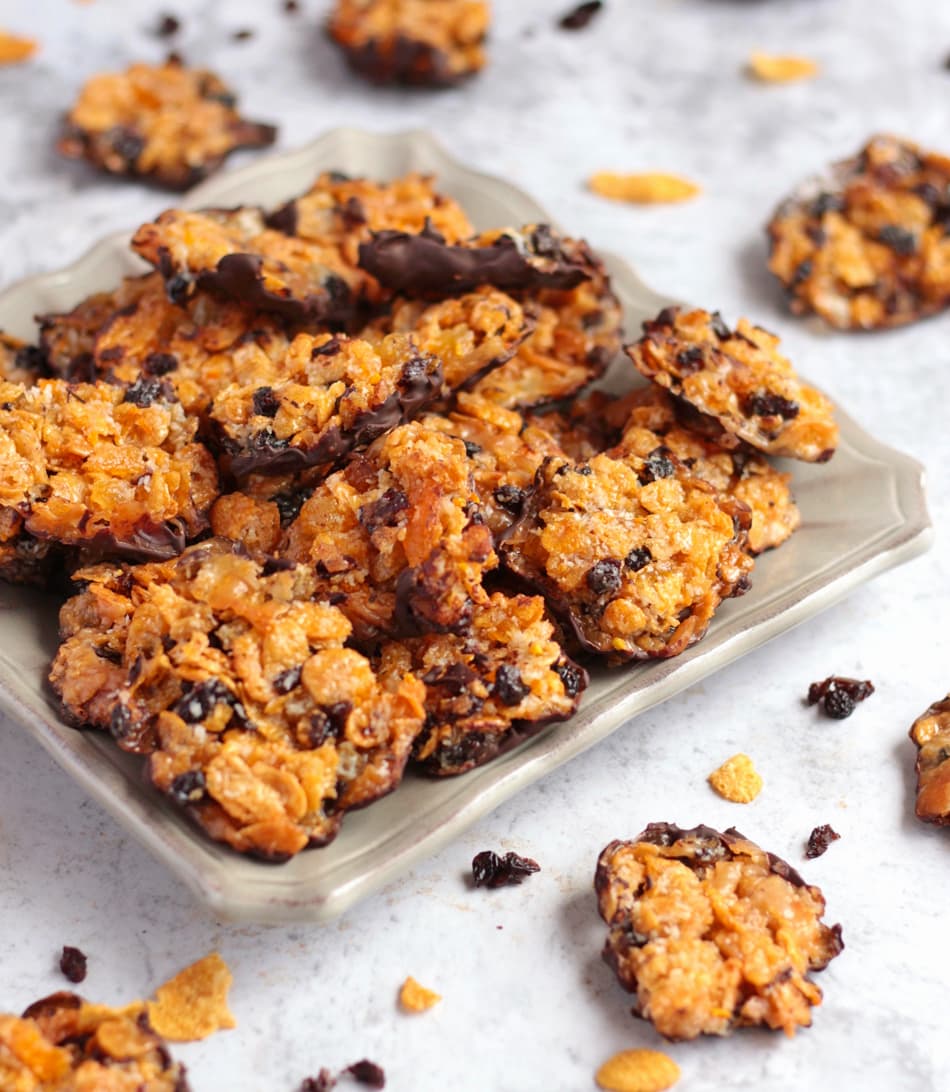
[0,31,37,64]
[595,1048,681,1092]
[398,976,442,1013]
[708,752,763,803]
[147,952,236,1041]
[748,52,818,83]
[588,172,701,205]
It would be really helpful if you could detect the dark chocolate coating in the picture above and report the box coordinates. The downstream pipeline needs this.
[337,35,470,88]
[358,225,593,298]
[195,251,355,325]
[226,356,443,479]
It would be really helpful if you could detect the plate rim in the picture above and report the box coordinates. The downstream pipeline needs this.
[0,127,934,922]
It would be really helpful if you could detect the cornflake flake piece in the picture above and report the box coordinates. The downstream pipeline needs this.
[398,976,441,1013]
[748,52,819,83]
[0,30,37,64]
[708,753,762,803]
[588,172,701,205]
[147,952,236,1041]
[595,1048,681,1092]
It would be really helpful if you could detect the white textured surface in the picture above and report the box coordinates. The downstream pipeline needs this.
[0,1,949,1089]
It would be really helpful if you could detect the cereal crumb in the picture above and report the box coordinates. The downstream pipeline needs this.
[147,952,236,1041]
[596,1048,681,1092]
[0,30,37,64]
[708,753,762,803]
[399,976,441,1013]
[805,824,840,859]
[748,51,818,82]
[588,172,700,204]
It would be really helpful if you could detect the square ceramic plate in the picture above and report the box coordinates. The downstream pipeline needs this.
[0,129,932,923]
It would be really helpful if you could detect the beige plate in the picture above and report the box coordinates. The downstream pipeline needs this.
[0,129,933,923]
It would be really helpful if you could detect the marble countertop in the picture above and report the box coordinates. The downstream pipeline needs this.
[2,1,950,1088]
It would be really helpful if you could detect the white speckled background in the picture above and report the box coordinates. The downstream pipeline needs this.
[1,1,950,1088]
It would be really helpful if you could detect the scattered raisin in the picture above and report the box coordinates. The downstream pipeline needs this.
[232,27,255,41]
[558,0,604,30]
[807,675,875,719]
[299,1072,336,1092]
[154,13,181,36]
[472,850,541,887]
[284,0,300,10]
[805,824,840,859]
[59,946,87,984]
[344,1060,386,1088]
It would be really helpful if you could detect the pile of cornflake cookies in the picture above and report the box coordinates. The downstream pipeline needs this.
[4,2,950,1089]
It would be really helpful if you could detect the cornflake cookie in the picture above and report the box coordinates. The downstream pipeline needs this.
[49,539,426,858]
[0,991,190,1091]
[0,378,217,579]
[471,247,623,409]
[626,307,838,462]
[708,753,763,803]
[132,206,359,325]
[908,694,950,825]
[767,135,950,329]
[611,386,800,555]
[361,287,533,395]
[422,393,566,538]
[58,58,276,189]
[595,824,844,1040]
[327,0,490,87]
[500,451,753,662]
[281,420,496,644]
[378,591,586,775]
[209,332,443,479]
